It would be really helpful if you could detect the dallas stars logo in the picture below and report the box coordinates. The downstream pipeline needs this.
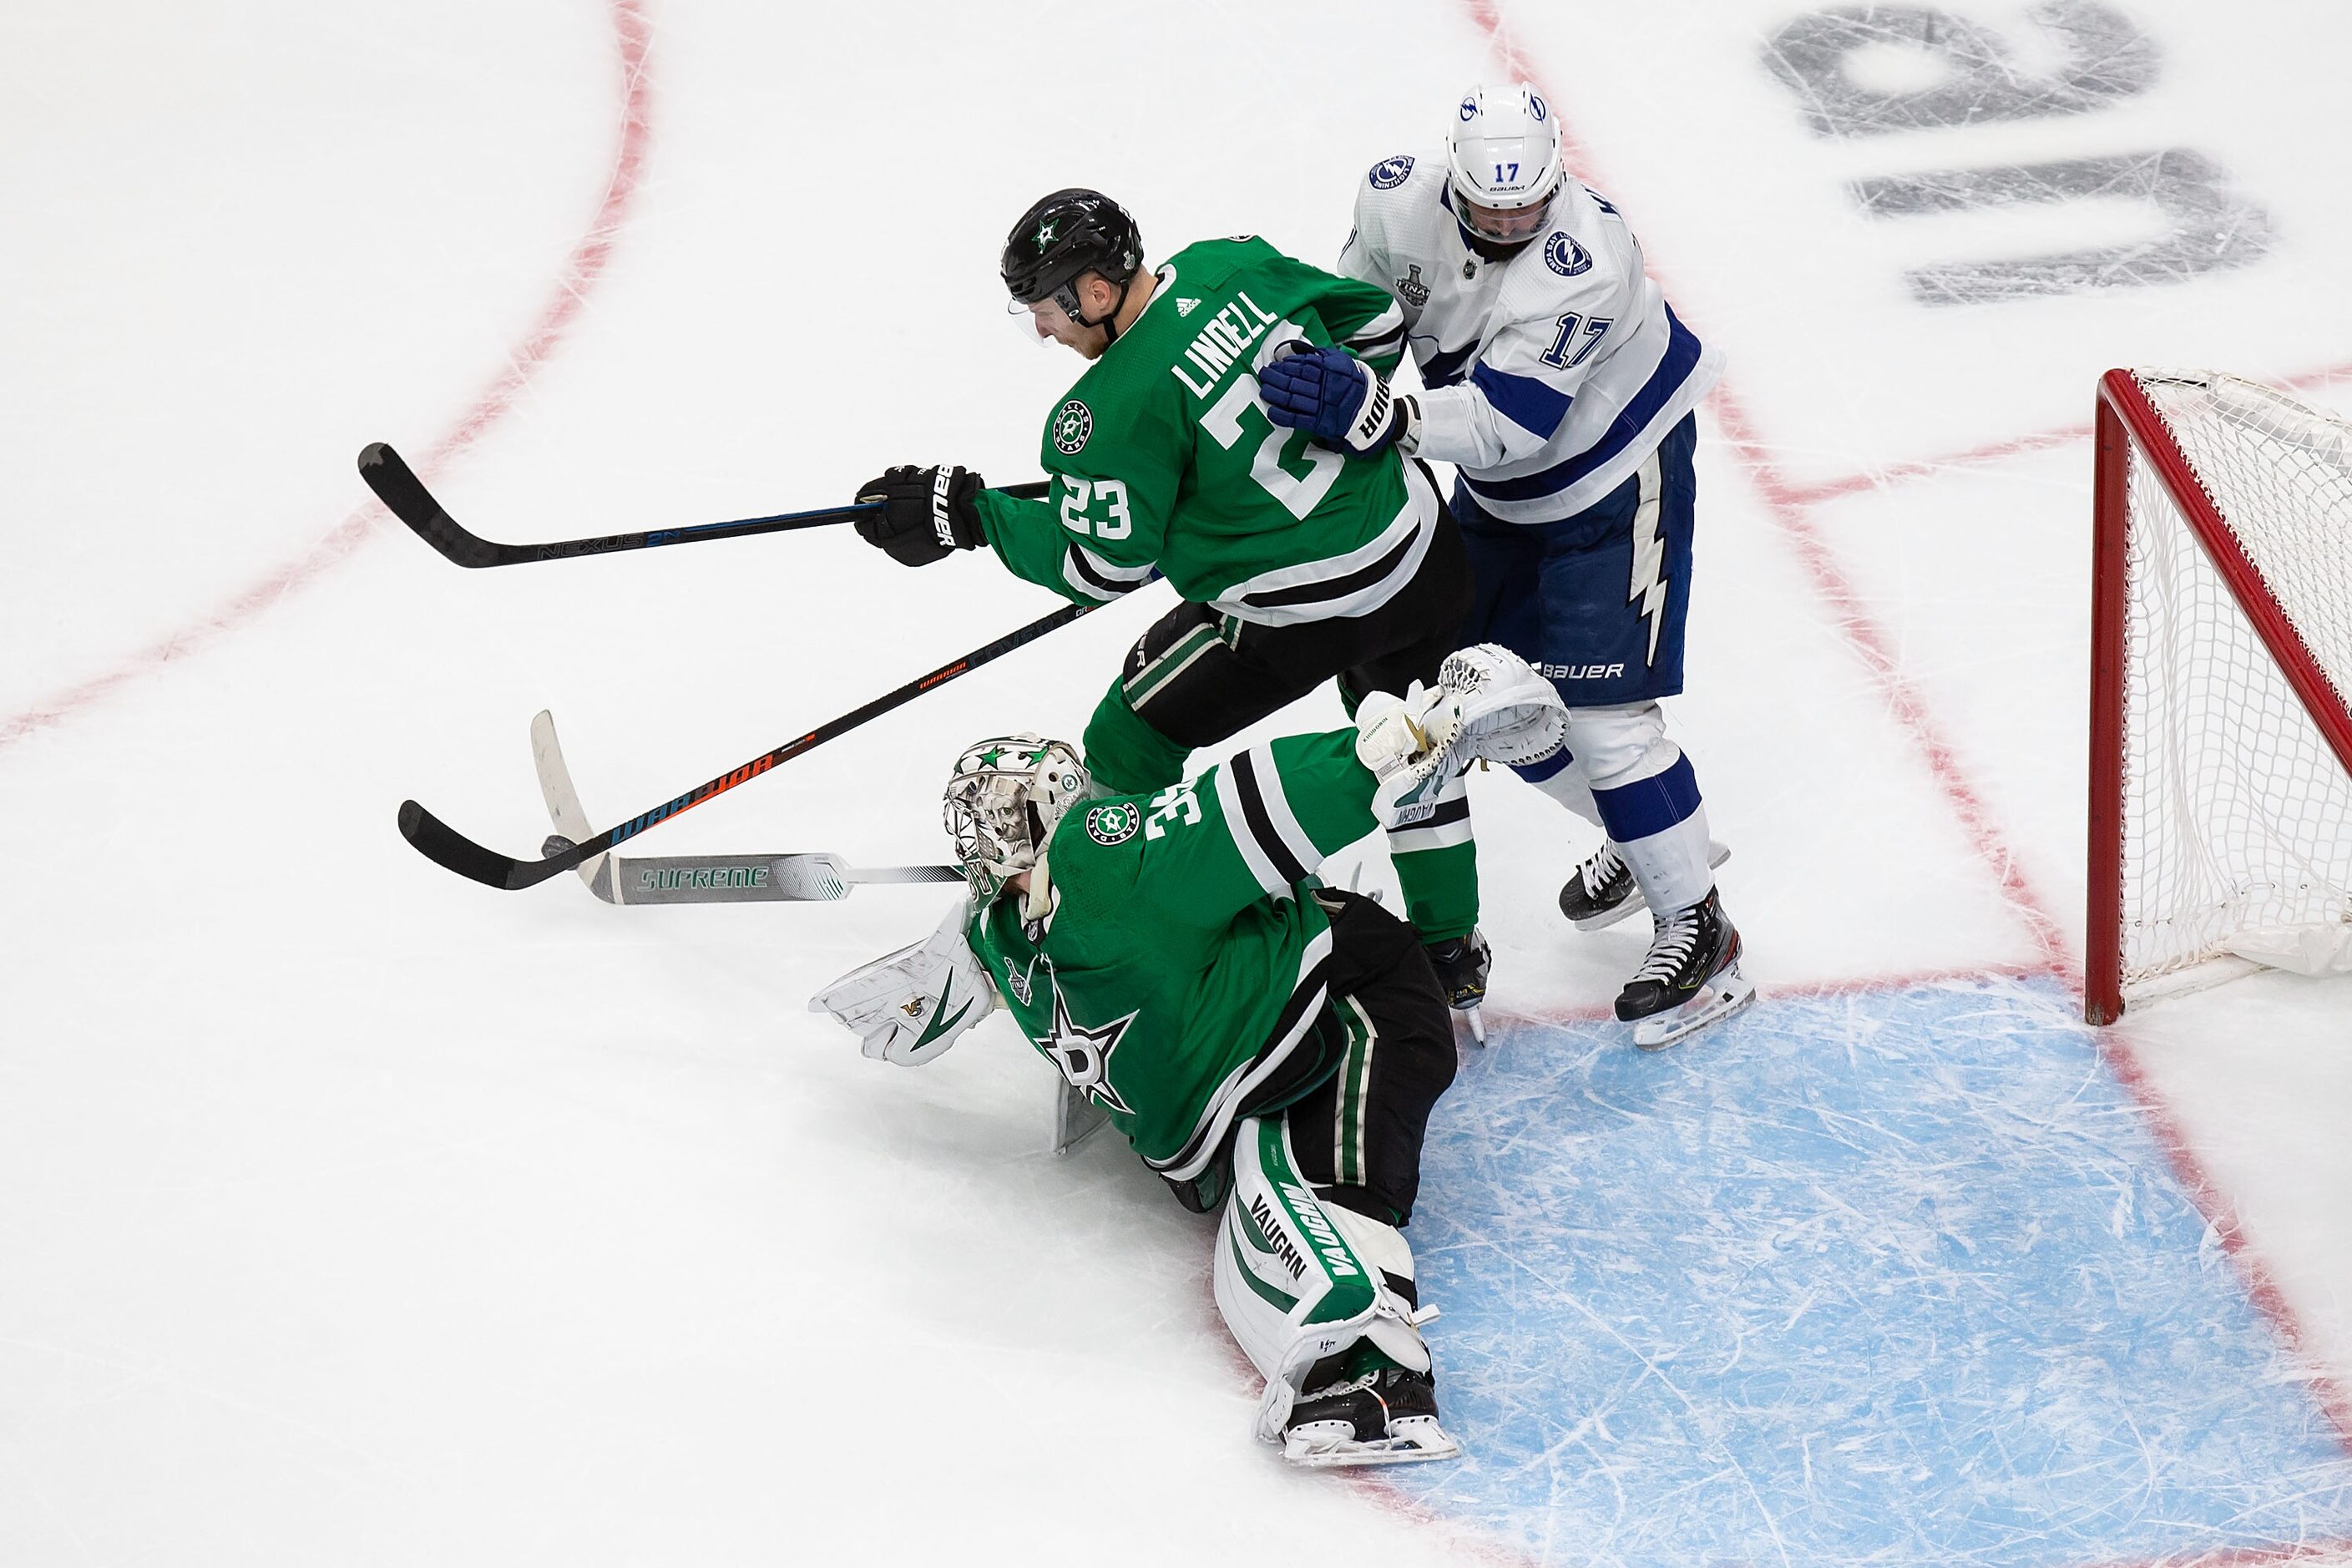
[1035,220,1057,247]
[1051,398,1093,456]
[1085,801,1138,845]
[1038,984,1136,1115]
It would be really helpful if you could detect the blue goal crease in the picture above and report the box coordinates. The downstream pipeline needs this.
[1389,976,2352,1568]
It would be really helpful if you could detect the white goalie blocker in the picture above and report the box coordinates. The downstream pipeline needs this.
[809,901,994,1065]
[1213,1117,1457,1466]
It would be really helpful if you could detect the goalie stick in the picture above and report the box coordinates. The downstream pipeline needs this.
[535,707,1105,1154]
[358,443,1050,569]
[527,710,961,904]
[397,601,1096,891]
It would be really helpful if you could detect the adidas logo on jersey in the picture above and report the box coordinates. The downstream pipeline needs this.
[1177,296,1201,316]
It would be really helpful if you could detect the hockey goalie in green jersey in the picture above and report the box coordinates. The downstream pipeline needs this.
[812,645,1569,1467]
[845,189,1497,1034]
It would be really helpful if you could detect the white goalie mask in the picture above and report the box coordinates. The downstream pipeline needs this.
[1446,83,1565,245]
[942,735,1090,901]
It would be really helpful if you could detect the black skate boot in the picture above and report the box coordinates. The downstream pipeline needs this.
[1283,1348,1459,1467]
[1422,928,1491,1044]
[1613,888,1755,1050]
[1558,843,1637,929]
[1559,840,1734,931]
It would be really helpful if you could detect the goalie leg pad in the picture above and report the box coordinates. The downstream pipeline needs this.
[1212,1117,1436,1445]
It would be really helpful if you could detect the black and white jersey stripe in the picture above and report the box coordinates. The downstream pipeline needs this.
[1213,743,1326,900]
[1061,542,1156,602]
[1343,298,1407,363]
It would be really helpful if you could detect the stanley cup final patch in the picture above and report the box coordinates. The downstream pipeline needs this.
[1052,400,1093,456]
[1085,802,1141,845]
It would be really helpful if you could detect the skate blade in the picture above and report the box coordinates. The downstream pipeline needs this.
[1572,901,1643,933]
[1453,1004,1487,1047]
[1284,1421,1461,1468]
[1631,969,1755,1050]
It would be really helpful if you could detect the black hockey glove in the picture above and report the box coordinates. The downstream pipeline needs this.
[852,465,987,568]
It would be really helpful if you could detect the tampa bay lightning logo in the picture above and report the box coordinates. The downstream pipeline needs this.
[1459,95,1478,121]
[1545,231,1592,277]
[1368,154,1414,190]
[1530,93,1548,121]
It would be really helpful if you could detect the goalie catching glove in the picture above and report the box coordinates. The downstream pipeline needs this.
[853,465,987,567]
[1355,643,1566,828]
[809,900,995,1065]
[1258,342,1419,458]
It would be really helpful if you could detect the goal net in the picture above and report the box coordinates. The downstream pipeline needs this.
[2087,369,2352,1022]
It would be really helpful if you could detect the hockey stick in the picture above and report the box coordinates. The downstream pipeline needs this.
[544,842,964,905]
[528,709,959,904]
[358,442,1051,569]
[397,602,1096,891]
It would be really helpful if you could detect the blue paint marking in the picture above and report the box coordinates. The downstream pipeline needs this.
[1395,978,2352,1566]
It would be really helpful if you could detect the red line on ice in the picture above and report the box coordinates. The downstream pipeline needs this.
[1455,2,2071,974]
[0,0,655,755]
[1456,0,2352,1526]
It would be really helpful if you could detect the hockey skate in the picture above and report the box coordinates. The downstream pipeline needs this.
[1423,929,1490,1045]
[1282,1363,1460,1468]
[1615,888,1754,1050]
[1558,840,1733,931]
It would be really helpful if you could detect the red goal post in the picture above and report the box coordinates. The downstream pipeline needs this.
[2087,368,2352,1023]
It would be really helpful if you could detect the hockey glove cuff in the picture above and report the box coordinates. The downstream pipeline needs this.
[808,900,996,1065]
[1354,645,1565,827]
[853,465,987,567]
[1259,344,1416,458]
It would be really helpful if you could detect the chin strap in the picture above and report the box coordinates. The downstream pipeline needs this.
[1074,272,1136,346]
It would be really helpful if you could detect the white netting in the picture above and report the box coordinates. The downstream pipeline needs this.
[2118,370,2352,993]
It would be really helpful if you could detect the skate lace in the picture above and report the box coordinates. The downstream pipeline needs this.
[1581,843,1626,896]
[1632,905,1702,983]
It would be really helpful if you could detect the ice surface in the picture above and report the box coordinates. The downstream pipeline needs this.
[3,1,2348,1563]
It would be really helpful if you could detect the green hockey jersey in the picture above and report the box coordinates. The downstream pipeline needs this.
[964,728,1386,1179]
[973,236,1438,628]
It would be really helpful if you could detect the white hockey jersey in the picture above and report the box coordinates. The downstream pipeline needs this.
[1339,150,1722,524]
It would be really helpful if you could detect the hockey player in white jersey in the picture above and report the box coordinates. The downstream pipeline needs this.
[1257,83,1751,1048]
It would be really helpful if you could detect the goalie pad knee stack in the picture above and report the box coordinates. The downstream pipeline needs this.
[1211,1117,1459,1466]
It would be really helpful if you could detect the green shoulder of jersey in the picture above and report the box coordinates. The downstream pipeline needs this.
[960,729,1389,1173]
[973,236,1422,618]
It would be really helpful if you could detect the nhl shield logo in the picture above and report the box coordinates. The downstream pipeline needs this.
[1085,802,1141,846]
[1052,399,1093,456]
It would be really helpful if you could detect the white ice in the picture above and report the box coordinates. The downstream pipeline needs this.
[2,2,2347,1563]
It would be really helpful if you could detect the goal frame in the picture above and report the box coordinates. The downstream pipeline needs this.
[2086,367,2352,1024]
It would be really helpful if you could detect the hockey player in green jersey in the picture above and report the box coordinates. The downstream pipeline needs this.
[811,645,1571,1465]
[848,189,1495,1029]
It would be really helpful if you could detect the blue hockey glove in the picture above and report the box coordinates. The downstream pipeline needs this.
[1258,343,1418,458]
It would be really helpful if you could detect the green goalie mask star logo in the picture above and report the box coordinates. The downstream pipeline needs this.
[1038,984,1136,1116]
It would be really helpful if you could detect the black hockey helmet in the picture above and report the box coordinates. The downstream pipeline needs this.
[1001,189,1143,331]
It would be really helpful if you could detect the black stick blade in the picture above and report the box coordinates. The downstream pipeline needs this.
[359,443,505,569]
[397,799,571,890]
